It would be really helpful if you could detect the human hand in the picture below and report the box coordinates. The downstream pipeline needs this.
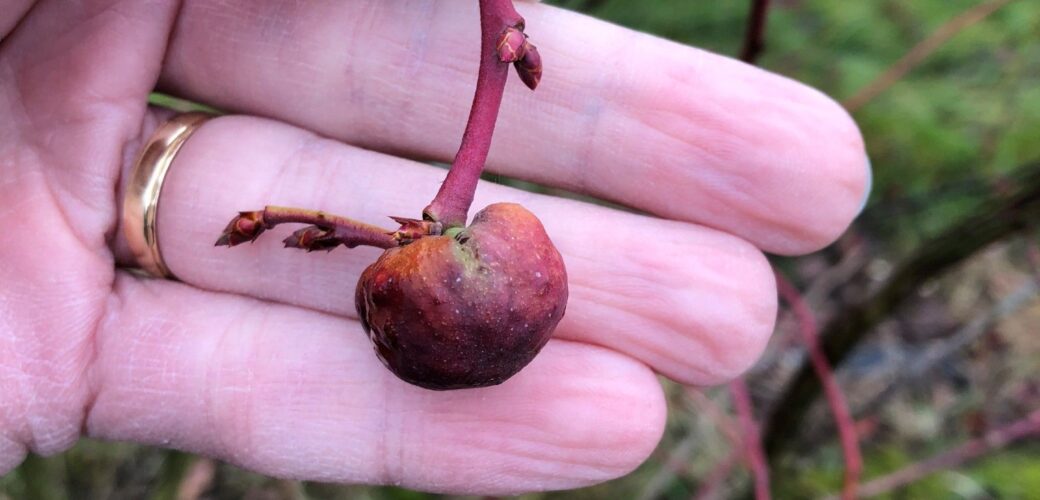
[0,0,868,495]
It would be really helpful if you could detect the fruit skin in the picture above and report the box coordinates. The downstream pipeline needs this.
[356,203,568,390]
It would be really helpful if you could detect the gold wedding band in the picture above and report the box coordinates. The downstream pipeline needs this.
[124,112,212,280]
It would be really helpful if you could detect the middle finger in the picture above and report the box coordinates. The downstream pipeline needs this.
[160,0,868,255]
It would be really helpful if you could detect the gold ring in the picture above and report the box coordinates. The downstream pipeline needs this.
[123,112,212,279]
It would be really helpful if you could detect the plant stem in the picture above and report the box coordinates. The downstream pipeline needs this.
[842,0,1012,112]
[729,380,771,500]
[823,409,1040,499]
[739,0,772,64]
[216,206,397,250]
[422,0,525,228]
[775,272,862,500]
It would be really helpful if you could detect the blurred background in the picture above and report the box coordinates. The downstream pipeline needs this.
[3,0,1038,498]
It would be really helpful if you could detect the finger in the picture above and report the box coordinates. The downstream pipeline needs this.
[87,272,666,495]
[159,0,868,255]
[115,114,776,386]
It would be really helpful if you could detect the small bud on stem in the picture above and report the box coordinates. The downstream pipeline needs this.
[422,0,540,228]
[283,226,342,252]
[515,41,542,90]
[497,27,527,63]
[215,210,267,246]
[390,216,443,244]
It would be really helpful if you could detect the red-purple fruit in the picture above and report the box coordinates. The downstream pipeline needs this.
[356,203,567,390]
[216,2,557,390]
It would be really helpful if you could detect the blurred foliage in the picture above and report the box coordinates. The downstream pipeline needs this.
[555,0,1040,253]
[784,444,1040,498]
[4,1,1040,499]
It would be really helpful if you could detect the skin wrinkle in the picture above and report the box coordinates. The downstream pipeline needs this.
[82,285,126,438]
[397,330,657,486]
[0,165,107,454]
[204,293,368,476]
[0,0,37,39]
[441,402,653,483]
[38,118,123,249]
[7,22,68,132]
[0,330,30,458]
[255,1,297,45]
[560,228,774,382]
[401,1,436,80]
[265,376,377,473]
[206,298,267,464]
[577,30,651,193]
[448,440,615,484]
[565,281,721,382]
[6,54,42,163]
[277,138,348,216]
[561,92,607,195]
[370,27,467,151]
[31,175,112,453]
[385,343,663,491]
[0,166,44,217]
[87,285,148,437]
[164,5,240,103]
[17,8,136,126]
[631,101,813,248]
[89,278,210,446]
[255,311,386,480]
[619,114,726,208]
[601,261,749,380]
[565,267,677,337]
[106,109,164,248]
[620,83,739,193]
[521,28,636,193]
[261,125,326,211]
[624,279,758,380]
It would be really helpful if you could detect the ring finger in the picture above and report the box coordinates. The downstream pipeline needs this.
[114,112,777,386]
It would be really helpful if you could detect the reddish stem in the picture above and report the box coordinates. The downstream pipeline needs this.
[216,206,396,250]
[775,271,862,500]
[729,380,771,500]
[422,0,526,228]
[840,408,1040,499]
[740,0,772,63]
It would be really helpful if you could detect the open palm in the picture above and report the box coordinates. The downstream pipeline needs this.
[0,0,867,494]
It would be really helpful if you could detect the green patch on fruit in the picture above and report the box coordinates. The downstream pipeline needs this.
[449,232,486,278]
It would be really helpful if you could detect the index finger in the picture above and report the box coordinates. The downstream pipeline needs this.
[159,1,868,254]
